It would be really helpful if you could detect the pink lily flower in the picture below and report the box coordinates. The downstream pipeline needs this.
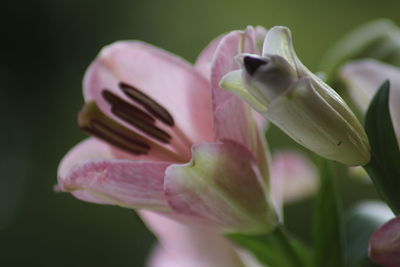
[369,216,400,267]
[57,26,278,234]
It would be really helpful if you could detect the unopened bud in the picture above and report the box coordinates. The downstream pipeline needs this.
[221,26,370,166]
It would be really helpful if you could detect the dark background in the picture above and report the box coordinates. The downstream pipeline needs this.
[1,0,398,266]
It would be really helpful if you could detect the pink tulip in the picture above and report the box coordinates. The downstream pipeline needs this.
[57,26,278,234]
[370,216,400,267]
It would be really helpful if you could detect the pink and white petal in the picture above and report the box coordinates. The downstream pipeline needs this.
[147,245,182,267]
[57,138,117,204]
[214,97,270,184]
[58,136,173,182]
[58,138,114,180]
[84,41,214,145]
[214,97,255,149]
[211,27,268,156]
[270,150,318,214]
[211,27,257,110]
[211,30,243,109]
[370,216,400,267]
[141,211,243,267]
[58,159,171,211]
[164,140,277,234]
[194,34,224,80]
[148,242,264,267]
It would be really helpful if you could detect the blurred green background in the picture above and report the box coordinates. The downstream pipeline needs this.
[1,0,399,266]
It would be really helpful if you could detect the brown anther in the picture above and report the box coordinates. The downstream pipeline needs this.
[102,90,172,143]
[119,82,175,126]
[78,102,151,155]
[84,120,150,155]
[111,106,171,144]
[102,90,155,123]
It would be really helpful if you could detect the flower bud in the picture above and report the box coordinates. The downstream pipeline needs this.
[221,26,370,166]
[370,216,400,267]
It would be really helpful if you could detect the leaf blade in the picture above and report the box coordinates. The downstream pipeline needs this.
[364,81,400,214]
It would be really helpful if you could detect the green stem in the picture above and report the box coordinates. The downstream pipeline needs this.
[274,225,305,267]
[228,224,311,267]
[312,158,345,267]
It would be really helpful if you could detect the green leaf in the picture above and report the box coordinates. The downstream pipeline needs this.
[312,159,345,267]
[228,225,312,267]
[364,81,400,214]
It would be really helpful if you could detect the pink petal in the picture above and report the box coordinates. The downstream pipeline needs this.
[370,216,400,267]
[211,27,257,110]
[57,138,117,204]
[57,137,168,203]
[194,34,224,80]
[141,211,243,267]
[270,150,318,215]
[58,158,170,211]
[147,245,182,267]
[214,97,270,183]
[148,240,263,267]
[83,41,214,147]
[164,140,277,233]
[196,26,267,80]
[211,27,269,161]
[58,138,114,179]
[214,97,256,149]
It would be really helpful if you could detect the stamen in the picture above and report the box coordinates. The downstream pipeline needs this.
[102,90,154,123]
[102,90,171,144]
[79,102,150,155]
[78,102,187,162]
[84,120,150,155]
[111,106,172,144]
[119,82,175,126]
